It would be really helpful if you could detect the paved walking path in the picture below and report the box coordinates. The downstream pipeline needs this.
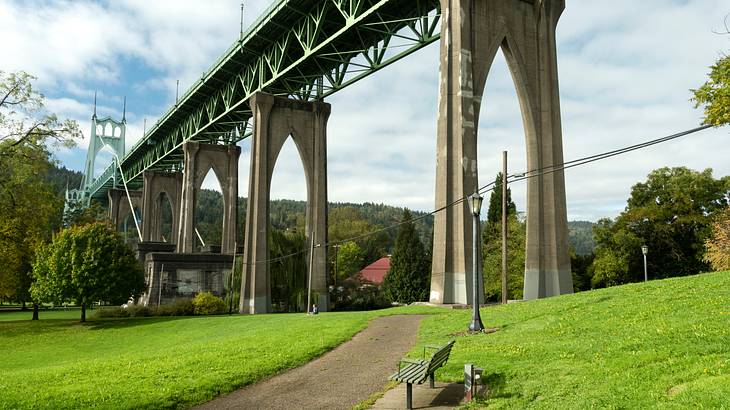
[194,315,427,410]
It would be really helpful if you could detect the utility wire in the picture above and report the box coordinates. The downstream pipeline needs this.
[239,124,714,266]
[508,124,713,184]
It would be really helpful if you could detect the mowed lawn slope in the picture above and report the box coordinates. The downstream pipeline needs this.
[416,271,730,409]
[1,272,727,409]
[0,307,436,409]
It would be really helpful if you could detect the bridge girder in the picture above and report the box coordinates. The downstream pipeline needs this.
[88,0,441,199]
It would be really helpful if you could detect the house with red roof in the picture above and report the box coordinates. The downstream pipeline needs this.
[358,257,390,285]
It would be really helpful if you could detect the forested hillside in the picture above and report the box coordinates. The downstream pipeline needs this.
[568,220,596,255]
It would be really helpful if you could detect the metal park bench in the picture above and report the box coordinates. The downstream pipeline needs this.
[389,339,455,409]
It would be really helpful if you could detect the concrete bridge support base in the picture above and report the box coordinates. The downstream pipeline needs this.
[177,142,241,254]
[430,0,572,304]
[240,92,330,314]
[141,171,182,244]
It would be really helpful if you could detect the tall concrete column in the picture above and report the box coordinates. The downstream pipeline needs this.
[177,141,240,254]
[177,142,200,253]
[240,92,330,314]
[222,144,240,255]
[107,188,142,231]
[430,0,572,303]
[141,171,182,243]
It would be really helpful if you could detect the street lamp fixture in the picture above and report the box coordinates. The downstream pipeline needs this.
[641,245,648,282]
[468,193,484,332]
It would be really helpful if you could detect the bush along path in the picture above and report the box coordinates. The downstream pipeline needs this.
[193,315,426,410]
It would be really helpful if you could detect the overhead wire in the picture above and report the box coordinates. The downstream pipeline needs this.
[238,124,715,266]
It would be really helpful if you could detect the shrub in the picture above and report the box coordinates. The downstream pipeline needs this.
[330,284,391,311]
[95,304,151,318]
[192,292,227,315]
[154,299,194,316]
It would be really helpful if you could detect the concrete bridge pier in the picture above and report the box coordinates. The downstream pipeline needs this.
[430,0,572,304]
[108,188,142,233]
[141,171,182,243]
[240,92,330,314]
[176,141,241,254]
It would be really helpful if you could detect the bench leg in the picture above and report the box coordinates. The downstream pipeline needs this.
[429,374,435,389]
[406,383,412,410]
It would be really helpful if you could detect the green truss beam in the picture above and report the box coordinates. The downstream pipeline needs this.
[88,0,440,201]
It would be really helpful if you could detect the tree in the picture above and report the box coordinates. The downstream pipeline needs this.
[335,241,364,281]
[692,54,730,126]
[269,228,307,312]
[328,206,389,270]
[0,71,79,310]
[382,209,430,304]
[30,223,145,322]
[63,200,107,228]
[704,206,730,271]
[0,71,79,147]
[591,167,729,286]
[485,172,516,226]
[482,213,525,301]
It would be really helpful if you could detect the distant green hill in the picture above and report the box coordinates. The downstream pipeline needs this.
[568,220,596,255]
[56,161,596,256]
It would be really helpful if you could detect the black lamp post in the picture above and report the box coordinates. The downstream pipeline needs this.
[469,193,484,332]
[641,245,648,282]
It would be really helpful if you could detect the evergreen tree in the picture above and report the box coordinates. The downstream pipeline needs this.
[486,173,516,226]
[482,214,525,301]
[382,209,430,304]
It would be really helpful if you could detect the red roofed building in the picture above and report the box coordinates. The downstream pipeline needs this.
[358,257,390,285]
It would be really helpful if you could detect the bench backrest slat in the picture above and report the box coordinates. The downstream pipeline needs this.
[425,340,455,374]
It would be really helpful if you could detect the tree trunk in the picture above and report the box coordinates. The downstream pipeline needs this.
[32,303,39,320]
[81,303,86,322]
[21,301,27,311]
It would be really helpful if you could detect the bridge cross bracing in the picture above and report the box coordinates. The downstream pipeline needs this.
[85,0,441,201]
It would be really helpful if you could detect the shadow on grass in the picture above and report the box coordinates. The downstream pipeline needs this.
[0,314,197,335]
[484,372,516,399]
[83,315,195,330]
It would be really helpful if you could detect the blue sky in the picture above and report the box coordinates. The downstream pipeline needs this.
[1,0,728,221]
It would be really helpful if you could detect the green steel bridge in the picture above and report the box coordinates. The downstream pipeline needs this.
[84,0,441,202]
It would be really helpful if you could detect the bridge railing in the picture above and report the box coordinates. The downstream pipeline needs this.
[87,163,116,198]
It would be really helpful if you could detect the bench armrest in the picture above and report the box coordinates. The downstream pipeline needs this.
[397,357,425,374]
[423,344,440,359]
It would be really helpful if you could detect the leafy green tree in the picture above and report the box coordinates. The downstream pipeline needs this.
[591,167,729,286]
[63,200,107,227]
[329,206,389,270]
[382,209,430,304]
[692,55,730,126]
[482,214,525,301]
[571,251,595,292]
[0,71,79,311]
[30,223,145,322]
[704,206,730,271]
[269,228,307,312]
[335,241,364,282]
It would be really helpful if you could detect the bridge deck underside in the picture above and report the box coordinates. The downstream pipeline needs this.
[88,0,440,200]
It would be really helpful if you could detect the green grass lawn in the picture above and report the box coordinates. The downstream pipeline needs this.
[0,308,83,321]
[0,305,439,409]
[415,271,730,409]
[1,272,728,409]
